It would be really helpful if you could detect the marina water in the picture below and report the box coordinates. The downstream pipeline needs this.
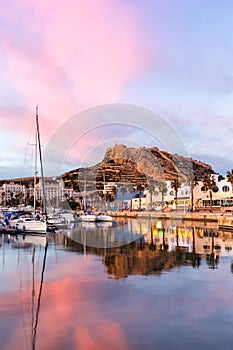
[0,218,233,350]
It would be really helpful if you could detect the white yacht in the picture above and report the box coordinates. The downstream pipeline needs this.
[96,213,113,222]
[80,211,96,222]
[10,217,47,233]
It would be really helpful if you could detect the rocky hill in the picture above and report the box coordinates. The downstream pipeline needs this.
[1,145,214,193]
[61,144,215,192]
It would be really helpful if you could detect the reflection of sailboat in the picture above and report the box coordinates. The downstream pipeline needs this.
[14,233,48,350]
[96,221,113,228]
[80,222,97,230]
[12,234,47,248]
[32,238,48,350]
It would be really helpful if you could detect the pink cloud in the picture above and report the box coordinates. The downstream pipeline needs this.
[1,0,150,144]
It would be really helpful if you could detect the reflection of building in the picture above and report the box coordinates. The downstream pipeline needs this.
[147,224,233,257]
[55,221,233,280]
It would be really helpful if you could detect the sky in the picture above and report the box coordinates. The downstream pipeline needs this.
[1,0,233,179]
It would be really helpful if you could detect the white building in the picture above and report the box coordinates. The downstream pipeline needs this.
[0,182,26,205]
[145,181,191,210]
[194,174,233,207]
[144,175,233,210]
[26,179,73,206]
[0,180,74,208]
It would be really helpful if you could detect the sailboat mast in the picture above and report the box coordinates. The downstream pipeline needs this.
[84,170,87,210]
[33,115,38,219]
[36,106,47,219]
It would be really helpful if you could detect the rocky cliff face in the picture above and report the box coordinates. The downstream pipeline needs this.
[61,144,215,192]
[1,145,214,192]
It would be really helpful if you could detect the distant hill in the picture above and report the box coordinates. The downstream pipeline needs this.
[0,145,215,192]
[61,144,215,192]
[0,176,56,188]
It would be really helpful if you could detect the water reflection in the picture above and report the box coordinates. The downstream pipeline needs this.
[62,219,233,274]
[1,220,233,350]
[0,233,47,350]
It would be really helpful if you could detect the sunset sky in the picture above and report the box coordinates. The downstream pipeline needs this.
[1,0,233,179]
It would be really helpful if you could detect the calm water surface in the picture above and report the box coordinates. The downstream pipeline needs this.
[0,218,233,350]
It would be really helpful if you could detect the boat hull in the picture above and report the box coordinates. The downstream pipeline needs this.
[80,215,96,222]
[96,215,113,222]
[11,219,47,233]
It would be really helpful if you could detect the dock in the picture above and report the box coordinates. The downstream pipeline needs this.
[109,210,233,230]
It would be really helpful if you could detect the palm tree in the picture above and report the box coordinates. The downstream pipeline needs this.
[158,182,167,210]
[171,178,181,212]
[186,173,198,211]
[127,185,135,211]
[120,186,127,210]
[136,184,145,210]
[147,183,155,210]
[92,190,101,210]
[203,173,216,209]
[1,191,6,208]
[226,169,233,192]
[17,191,24,206]
[88,191,95,208]
[14,193,20,206]
[10,191,14,206]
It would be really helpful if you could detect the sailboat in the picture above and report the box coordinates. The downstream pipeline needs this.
[80,170,97,222]
[10,106,47,234]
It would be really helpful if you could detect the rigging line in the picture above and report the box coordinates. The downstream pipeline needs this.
[23,115,36,176]
[32,239,48,350]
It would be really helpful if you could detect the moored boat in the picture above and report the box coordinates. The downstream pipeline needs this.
[80,211,96,222]
[10,217,47,233]
[96,212,113,222]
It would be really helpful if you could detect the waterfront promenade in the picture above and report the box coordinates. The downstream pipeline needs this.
[109,209,233,230]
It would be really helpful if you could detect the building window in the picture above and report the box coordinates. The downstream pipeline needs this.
[222,185,230,192]
[169,190,174,196]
